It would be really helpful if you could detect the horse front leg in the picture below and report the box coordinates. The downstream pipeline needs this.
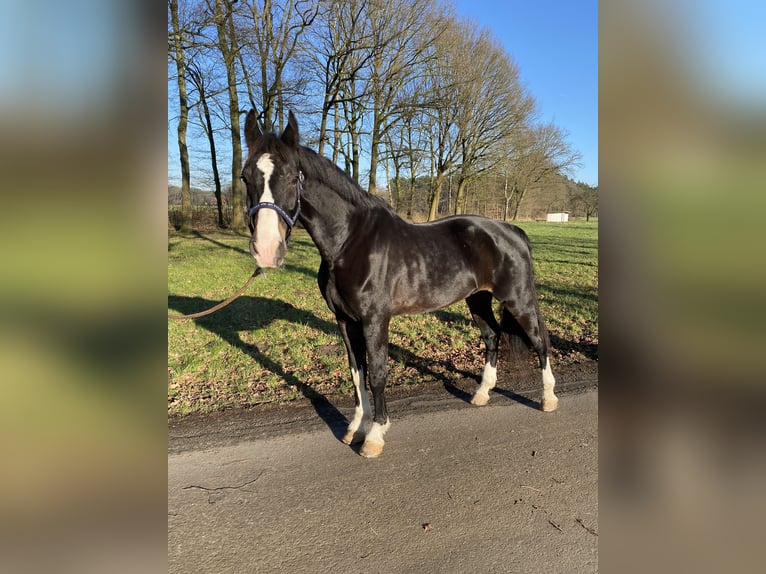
[336,318,370,445]
[359,316,391,458]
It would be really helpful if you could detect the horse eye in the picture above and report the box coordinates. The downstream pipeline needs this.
[240,175,247,184]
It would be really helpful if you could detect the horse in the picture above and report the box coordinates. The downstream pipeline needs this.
[240,109,558,458]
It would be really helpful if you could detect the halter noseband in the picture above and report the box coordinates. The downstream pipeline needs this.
[246,171,303,238]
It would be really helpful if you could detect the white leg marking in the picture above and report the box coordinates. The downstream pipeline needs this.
[342,367,370,444]
[253,154,283,267]
[541,358,559,412]
[365,420,391,444]
[359,419,391,458]
[471,362,497,406]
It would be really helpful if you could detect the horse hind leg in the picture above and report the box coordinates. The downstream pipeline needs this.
[466,292,501,406]
[501,302,559,412]
[540,354,558,412]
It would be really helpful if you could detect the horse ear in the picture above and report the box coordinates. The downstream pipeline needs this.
[244,109,262,149]
[281,110,300,148]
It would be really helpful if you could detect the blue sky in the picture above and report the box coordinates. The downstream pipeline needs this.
[452,0,598,186]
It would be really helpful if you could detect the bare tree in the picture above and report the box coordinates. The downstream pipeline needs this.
[569,181,598,221]
[210,0,245,231]
[307,0,374,159]
[504,123,582,220]
[242,0,318,130]
[365,0,444,194]
[169,0,193,232]
[421,18,465,220]
[452,29,535,215]
[384,98,430,218]
[186,58,226,227]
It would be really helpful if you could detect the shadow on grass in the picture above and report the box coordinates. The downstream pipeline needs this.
[537,282,598,303]
[190,231,251,256]
[169,291,559,430]
[282,262,319,281]
[168,294,349,441]
[550,333,598,360]
[389,344,476,386]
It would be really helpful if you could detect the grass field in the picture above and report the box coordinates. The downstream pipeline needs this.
[168,221,598,416]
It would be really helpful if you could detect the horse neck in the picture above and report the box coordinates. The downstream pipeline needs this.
[297,150,360,262]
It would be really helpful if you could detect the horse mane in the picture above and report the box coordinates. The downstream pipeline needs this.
[297,145,395,213]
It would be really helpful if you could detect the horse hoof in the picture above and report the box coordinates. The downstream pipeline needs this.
[359,440,384,458]
[541,397,559,412]
[470,392,490,406]
[341,430,365,445]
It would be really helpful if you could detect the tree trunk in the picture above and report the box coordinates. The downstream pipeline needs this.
[454,176,468,215]
[407,172,416,219]
[215,0,244,232]
[169,0,192,232]
[200,91,224,228]
[332,102,341,165]
[318,94,330,157]
[502,173,510,221]
[389,155,399,212]
[428,171,445,221]
[511,184,527,221]
[187,63,224,228]
[368,103,380,194]
[351,129,360,184]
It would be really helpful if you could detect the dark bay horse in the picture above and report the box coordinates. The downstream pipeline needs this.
[241,110,558,457]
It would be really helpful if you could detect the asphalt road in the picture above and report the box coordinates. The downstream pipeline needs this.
[168,386,598,573]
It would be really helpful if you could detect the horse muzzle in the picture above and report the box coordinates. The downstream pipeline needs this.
[249,235,286,268]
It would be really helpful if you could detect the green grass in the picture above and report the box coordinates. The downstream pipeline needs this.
[168,221,598,416]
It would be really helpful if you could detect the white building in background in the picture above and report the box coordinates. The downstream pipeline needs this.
[546,212,569,222]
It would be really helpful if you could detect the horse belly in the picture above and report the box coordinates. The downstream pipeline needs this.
[391,267,478,315]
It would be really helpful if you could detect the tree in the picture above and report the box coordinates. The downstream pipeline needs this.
[211,0,245,232]
[451,27,535,215]
[307,0,374,160]
[570,181,598,221]
[503,123,582,220]
[169,0,193,232]
[365,0,443,194]
[243,0,318,130]
[422,17,464,220]
[186,58,225,227]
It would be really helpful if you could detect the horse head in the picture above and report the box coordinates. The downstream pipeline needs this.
[241,109,303,268]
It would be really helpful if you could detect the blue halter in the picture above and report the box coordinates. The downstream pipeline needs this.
[247,171,303,239]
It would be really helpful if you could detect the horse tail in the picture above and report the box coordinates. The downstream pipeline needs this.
[500,307,533,366]
[500,223,550,369]
[500,302,551,370]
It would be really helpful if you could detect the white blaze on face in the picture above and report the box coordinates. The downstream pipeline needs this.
[253,154,283,267]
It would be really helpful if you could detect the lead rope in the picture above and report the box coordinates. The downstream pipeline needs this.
[168,268,264,320]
